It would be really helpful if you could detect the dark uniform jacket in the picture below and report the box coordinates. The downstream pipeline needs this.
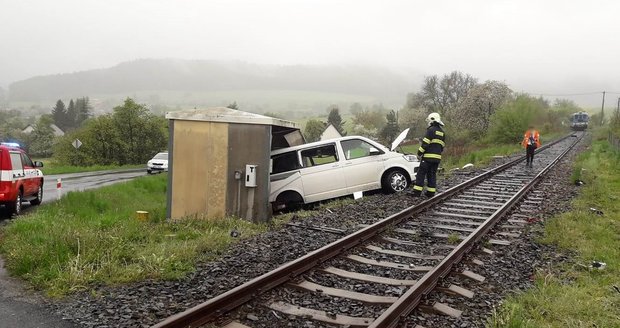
[417,123,445,163]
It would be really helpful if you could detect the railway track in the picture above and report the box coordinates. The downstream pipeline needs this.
[153,132,584,328]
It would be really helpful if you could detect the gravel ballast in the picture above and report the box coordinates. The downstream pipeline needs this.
[49,136,588,328]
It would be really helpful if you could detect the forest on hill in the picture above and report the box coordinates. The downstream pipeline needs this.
[8,59,417,107]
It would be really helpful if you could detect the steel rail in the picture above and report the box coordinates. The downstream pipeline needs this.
[369,132,584,328]
[152,133,578,328]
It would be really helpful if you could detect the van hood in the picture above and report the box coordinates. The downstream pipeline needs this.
[390,128,410,151]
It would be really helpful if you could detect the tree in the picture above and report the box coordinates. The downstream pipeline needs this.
[327,106,346,136]
[304,119,326,142]
[454,81,512,137]
[399,106,428,139]
[488,94,548,144]
[75,97,92,126]
[51,99,69,130]
[349,102,363,116]
[352,106,386,132]
[379,110,400,144]
[414,71,478,120]
[0,109,27,143]
[113,98,150,164]
[227,101,239,110]
[29,115,56,157]
[66,99,77,130]
[54,98,167,166]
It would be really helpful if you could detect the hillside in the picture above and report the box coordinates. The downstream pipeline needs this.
[7,59,418,113]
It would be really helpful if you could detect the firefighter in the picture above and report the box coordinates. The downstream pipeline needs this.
[522,126,541,167]
[412,112,445,198]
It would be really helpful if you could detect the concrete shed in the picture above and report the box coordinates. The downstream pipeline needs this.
[165,107,302,222]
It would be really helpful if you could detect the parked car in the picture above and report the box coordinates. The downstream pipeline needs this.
[0,143,44,215]
[269,134,419,211]
[147,152,169,174]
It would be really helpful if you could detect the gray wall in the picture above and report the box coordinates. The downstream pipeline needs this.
[226,124,272,222]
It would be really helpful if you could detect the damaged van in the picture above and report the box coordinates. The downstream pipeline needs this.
[270,132,419,211]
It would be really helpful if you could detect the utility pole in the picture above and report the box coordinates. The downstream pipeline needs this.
[601,91,606,125]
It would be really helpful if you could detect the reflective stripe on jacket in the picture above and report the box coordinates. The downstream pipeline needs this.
[417,123,445,162]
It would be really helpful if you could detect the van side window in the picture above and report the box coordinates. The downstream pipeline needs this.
[21,153,34,168]
[271,151,301,174]
[10,153,23,171]
[341,139,382,160]
[300,144,338,167]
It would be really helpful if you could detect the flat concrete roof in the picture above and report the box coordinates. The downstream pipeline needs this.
[166,107,298,129]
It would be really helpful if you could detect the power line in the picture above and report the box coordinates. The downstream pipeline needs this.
[526,91,603,97]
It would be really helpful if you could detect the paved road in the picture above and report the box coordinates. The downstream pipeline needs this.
[41,169,147,205]
[1,168,149,328]
[0,258,74,328]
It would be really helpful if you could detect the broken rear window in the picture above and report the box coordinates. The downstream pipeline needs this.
[271,151,301,174]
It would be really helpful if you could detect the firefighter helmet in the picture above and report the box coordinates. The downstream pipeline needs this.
[426,112,444,126]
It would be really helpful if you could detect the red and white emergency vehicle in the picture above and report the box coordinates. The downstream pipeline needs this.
[0,142,44,215]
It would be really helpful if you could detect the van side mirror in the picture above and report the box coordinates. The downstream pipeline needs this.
[34,161,44,168]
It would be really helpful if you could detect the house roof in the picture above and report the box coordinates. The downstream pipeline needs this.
[165,107,298,129]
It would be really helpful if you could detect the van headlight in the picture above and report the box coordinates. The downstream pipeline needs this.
[403,155,418,162]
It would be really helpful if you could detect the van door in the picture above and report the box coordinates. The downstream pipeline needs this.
[21,153,37,195]
[299,143,347,203]
[340,139,384,193]
[9,152,26,194]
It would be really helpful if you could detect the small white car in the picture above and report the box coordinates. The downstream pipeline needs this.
[270,133,419,211]
[147,152,168,174]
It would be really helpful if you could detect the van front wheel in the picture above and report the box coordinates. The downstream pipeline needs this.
[382,169,410,193]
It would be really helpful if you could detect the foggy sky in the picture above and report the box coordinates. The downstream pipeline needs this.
[2,0,620,103]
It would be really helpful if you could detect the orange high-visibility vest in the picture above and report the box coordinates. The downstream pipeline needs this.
[522,129,541,148]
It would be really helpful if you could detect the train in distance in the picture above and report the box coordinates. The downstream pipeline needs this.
[570,111,589,131]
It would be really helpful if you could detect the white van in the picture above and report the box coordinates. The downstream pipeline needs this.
[270,135,419,211]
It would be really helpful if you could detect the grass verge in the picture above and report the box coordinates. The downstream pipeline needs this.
[487,132,620,327]
[0,173,267,297]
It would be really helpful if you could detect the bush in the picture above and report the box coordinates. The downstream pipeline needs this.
[488,95,549,144]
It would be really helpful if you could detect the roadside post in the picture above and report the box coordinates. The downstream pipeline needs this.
[72,138,82,162]
[136,211,149,222]
[56,178,62,200]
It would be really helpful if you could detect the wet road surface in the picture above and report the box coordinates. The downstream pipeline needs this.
[42,169,147,204]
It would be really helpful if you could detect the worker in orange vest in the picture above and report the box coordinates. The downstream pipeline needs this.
[522,126,541,168]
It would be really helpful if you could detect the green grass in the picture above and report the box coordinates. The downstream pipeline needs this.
[0,173,267,297]
[33,157,143,175]
[487,132,620,327]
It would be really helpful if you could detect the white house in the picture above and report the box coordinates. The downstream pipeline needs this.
[22,124,65,137]
[320,124,342,140]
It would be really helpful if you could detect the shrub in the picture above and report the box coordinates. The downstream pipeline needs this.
[488,95,548,144]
